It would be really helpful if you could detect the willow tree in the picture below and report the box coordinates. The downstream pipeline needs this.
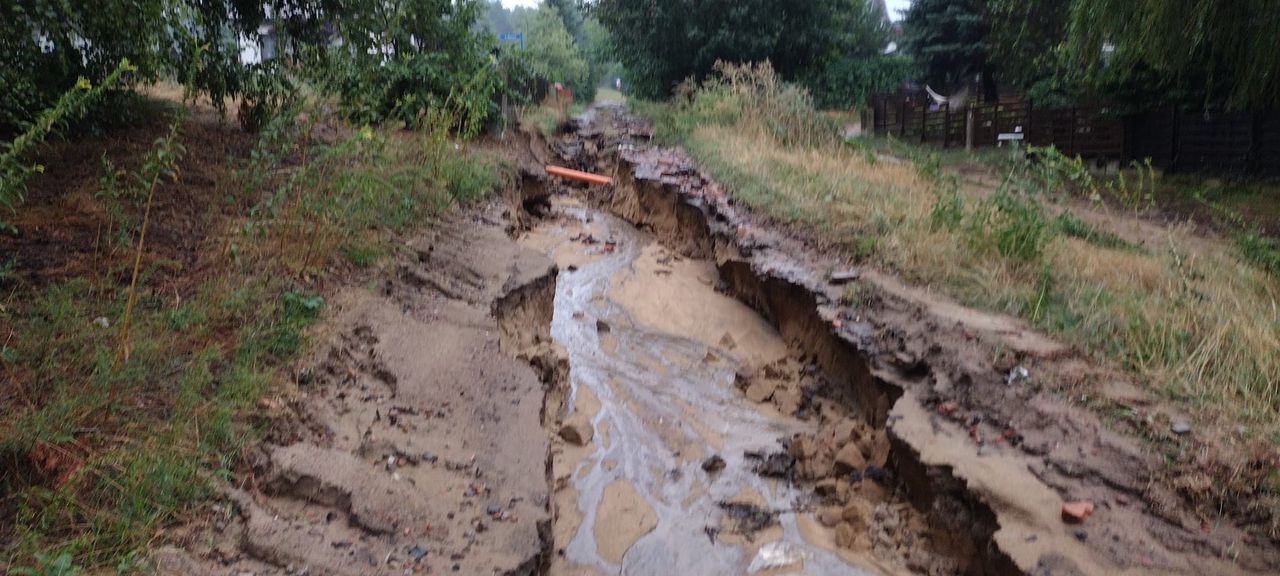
[1067,0,1280,111]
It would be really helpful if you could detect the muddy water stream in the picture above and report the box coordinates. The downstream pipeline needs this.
[521,197,873,575]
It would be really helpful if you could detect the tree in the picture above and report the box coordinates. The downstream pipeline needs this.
[900,0,996,100]
[1066,0,1280,111]
[512,4,591,99]
[803,0,910,108]
[985,0,1068,93]
[594,0,845,99]
[483,0,516,35]
[547,0,587,45]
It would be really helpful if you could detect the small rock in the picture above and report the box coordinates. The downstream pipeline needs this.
[1074,529,1088,542]
[1114,494,1130,506]
[829,270,860,285]
[862,465,889,484]
[701,455,726,473]
[558,415,593,446]
[842,500,873,531]
[744,379,776,403]
[815,478,839,496]
[408,545,428,561]
[818,507,843,527]
[834,443,866,474]
[595,319,611,333]
[1061,500,1095,523]
[1170,421,1191,436]
[772,386,802,415]
[834,522,857,549]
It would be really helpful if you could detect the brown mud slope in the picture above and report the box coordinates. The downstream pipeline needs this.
[550,105,1279,575]
[154,204,565,575]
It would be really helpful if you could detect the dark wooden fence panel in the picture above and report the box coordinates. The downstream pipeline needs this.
[866,93,1280,175]
[1177,112,1253,173]
[1255,114,1280,176]
[923,104,948,145]
[1075,108,1126,160]
[946,106,967,146]
[973,103,998,145]
[1027,109,1076,154]
[1129,111,1176,168]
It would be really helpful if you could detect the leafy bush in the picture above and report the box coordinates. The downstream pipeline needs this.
[669,62,839,148]
[0,1,267,130]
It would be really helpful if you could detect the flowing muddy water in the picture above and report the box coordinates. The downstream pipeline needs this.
[521,196,875,575]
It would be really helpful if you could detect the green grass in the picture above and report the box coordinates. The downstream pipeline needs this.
[1,104,505,572]
[594,87,625,104]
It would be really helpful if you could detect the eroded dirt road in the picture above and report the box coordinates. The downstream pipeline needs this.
[155,105,1279,576]
[523,196,907,574]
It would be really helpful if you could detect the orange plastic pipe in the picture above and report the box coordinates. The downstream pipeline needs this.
[546,165,613,186]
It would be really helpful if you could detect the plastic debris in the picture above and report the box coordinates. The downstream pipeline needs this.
[748,542,804,573]
[1006,366,1030,385]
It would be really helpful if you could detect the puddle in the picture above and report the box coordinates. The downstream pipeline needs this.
[521,197,877,575]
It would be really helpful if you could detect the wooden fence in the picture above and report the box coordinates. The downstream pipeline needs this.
[862,95,1280,176]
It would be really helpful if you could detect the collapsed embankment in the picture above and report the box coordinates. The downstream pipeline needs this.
[541,106,1278,575]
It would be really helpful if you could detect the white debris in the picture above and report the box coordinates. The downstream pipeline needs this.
[1006,366,1030,385]
[748,542,804,573]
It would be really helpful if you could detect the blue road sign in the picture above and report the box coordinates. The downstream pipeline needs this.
[498,32,524,50]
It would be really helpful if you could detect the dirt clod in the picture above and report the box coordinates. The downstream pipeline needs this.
[558,415,593,446]
[1062,500,1096,523]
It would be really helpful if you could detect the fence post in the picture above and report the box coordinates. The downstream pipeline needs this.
[1069,108,1078,156]
[920,106,927,144]
[899,100,906,137]
[943,103,951,148]
[1026,101,1033,148]
[993,103,1001,143]
[1250,111,1261,175]
[966,106,975,151]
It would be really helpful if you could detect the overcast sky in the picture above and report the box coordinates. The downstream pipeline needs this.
[498,0,912,21]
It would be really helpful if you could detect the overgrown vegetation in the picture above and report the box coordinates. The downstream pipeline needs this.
[0,91,505,569]
[638,64,1280,451]
[596,0,906,107]
[952,0,1280,111]
[1,1,515,569]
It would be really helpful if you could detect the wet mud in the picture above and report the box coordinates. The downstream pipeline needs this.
[525,105,1279,575]
[154,209,563,576]
[155,104,1278,576]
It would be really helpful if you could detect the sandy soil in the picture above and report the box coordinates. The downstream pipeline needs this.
[153,206,561,575]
